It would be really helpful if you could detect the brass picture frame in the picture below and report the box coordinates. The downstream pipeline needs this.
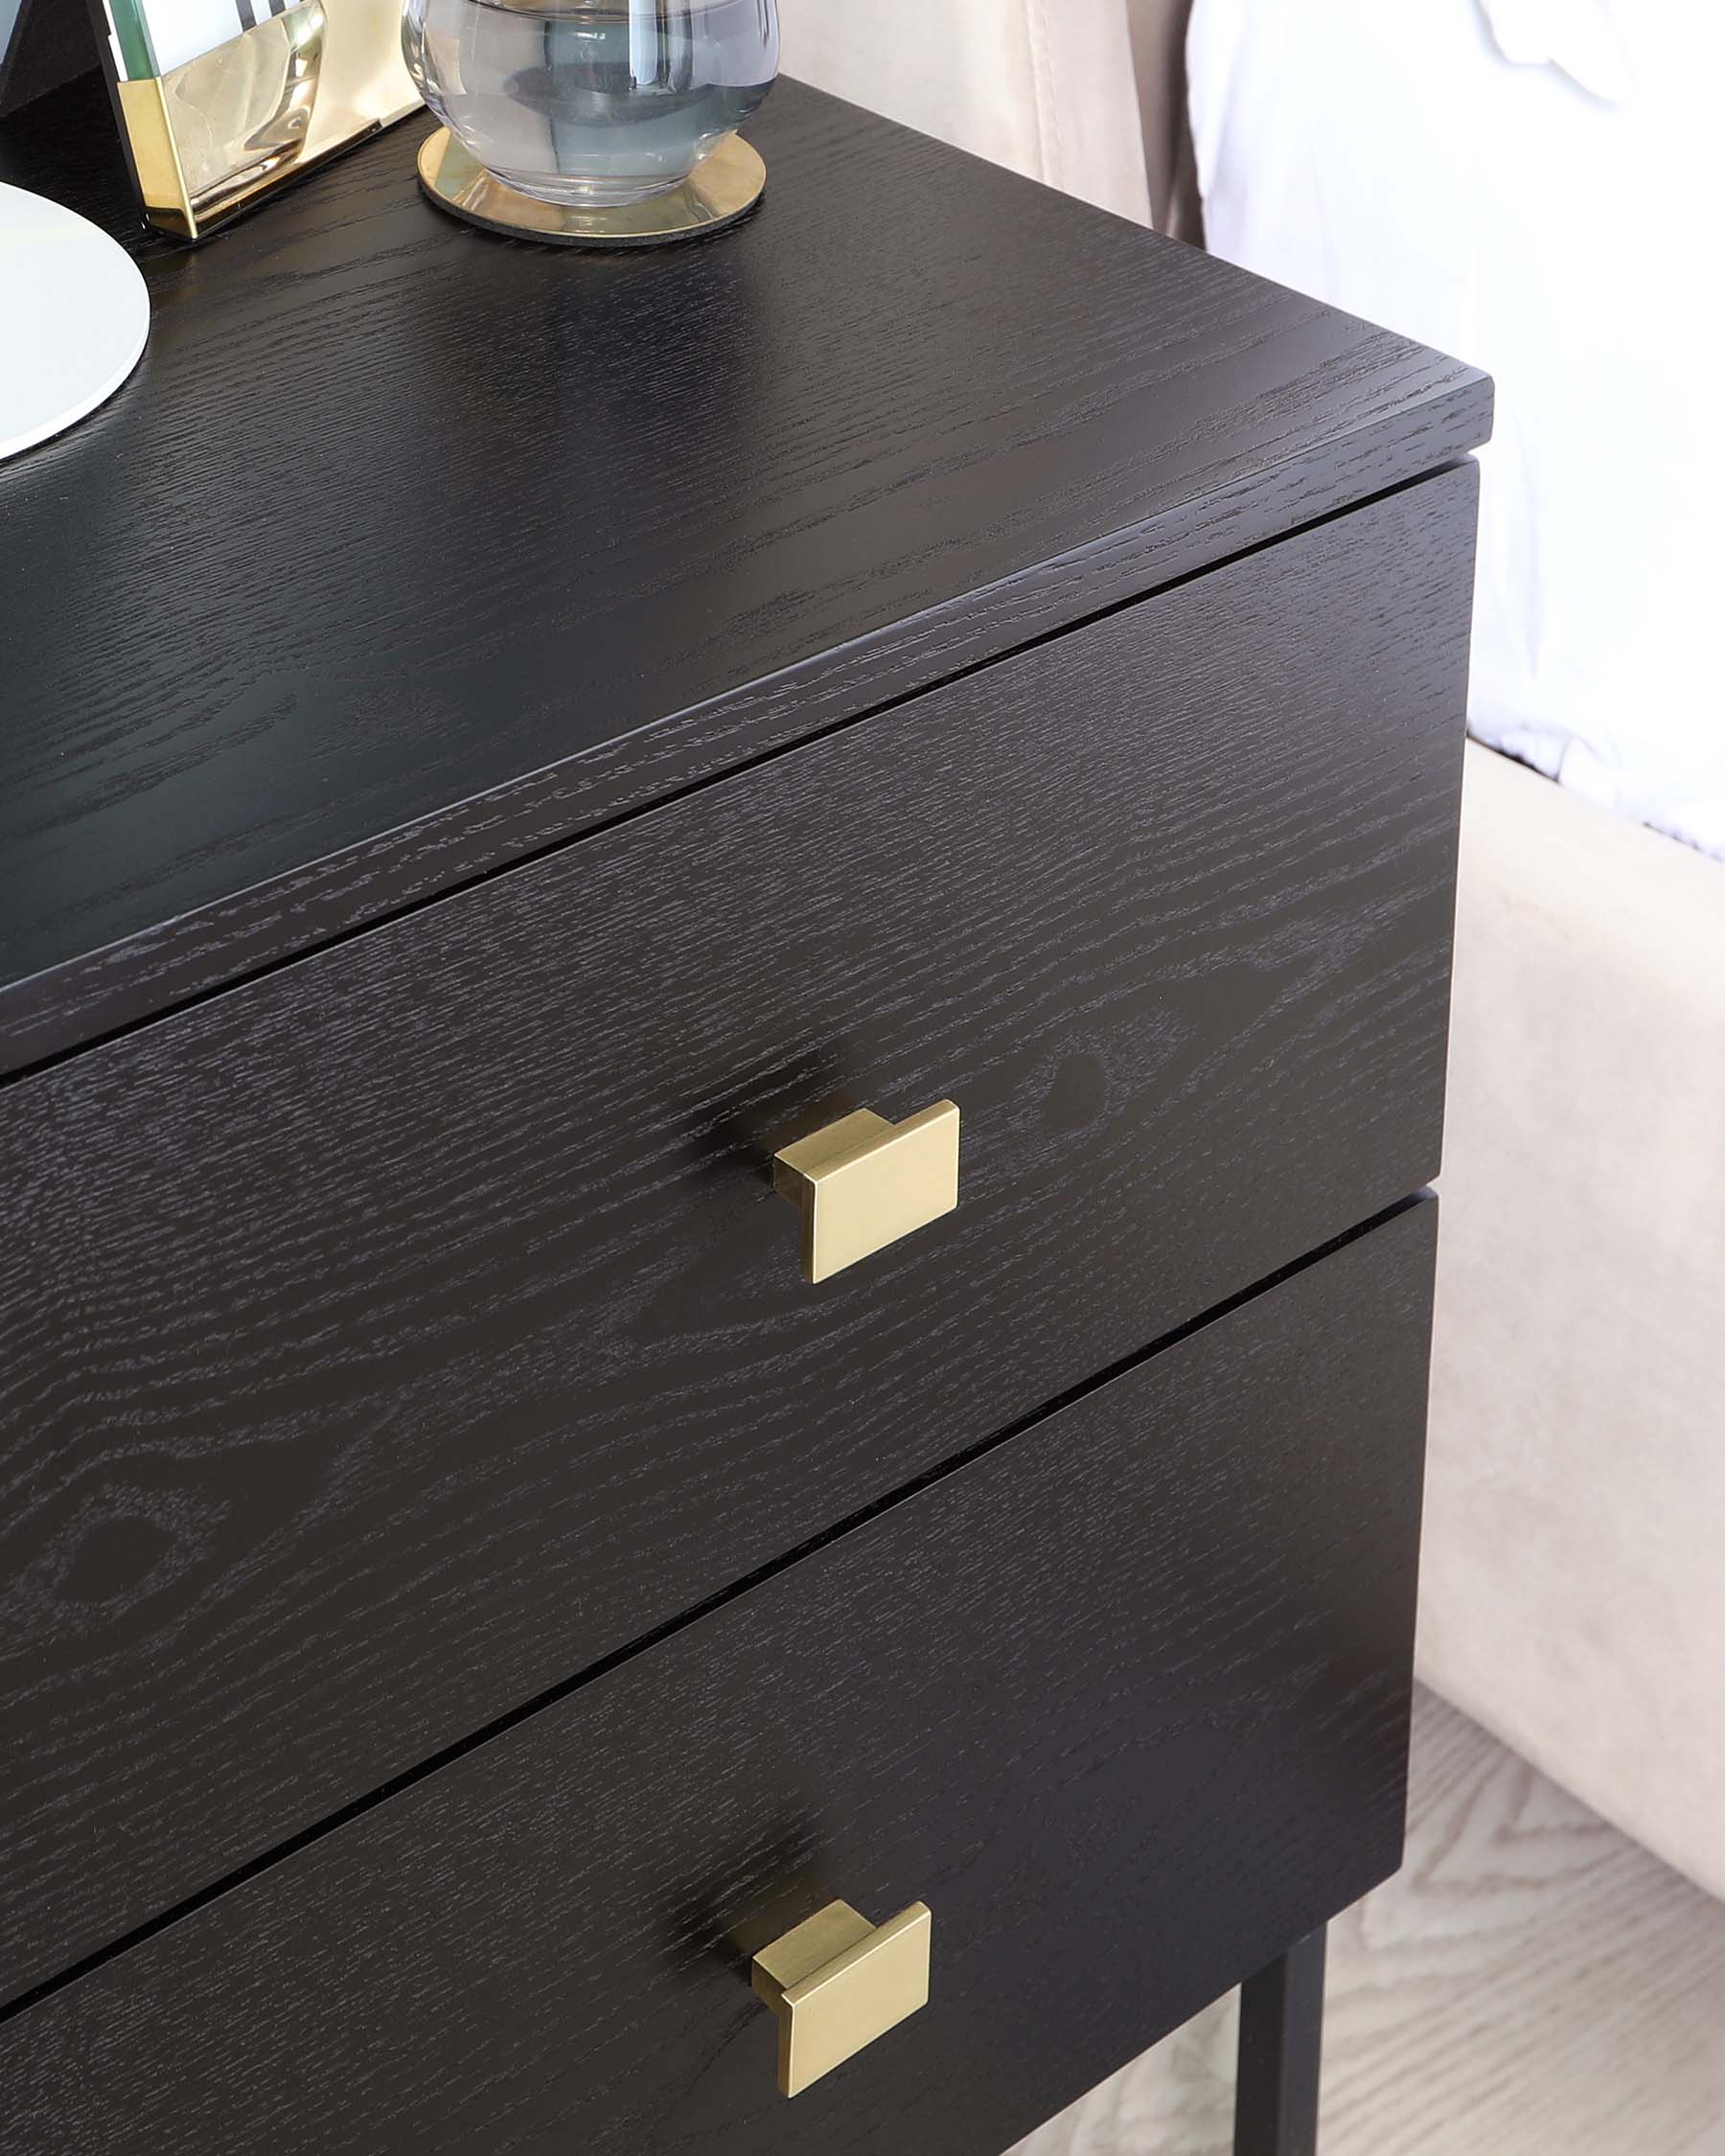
[87,0,420,240]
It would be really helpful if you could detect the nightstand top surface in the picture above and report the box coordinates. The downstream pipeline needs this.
[0,75,1489,1075]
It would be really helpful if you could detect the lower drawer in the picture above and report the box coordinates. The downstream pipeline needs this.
[0,1201,1435,2155]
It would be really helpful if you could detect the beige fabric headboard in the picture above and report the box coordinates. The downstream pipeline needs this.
[783,0,1200,236]
[780,0,1146,222]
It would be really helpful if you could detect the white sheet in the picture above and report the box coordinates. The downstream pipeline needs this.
[1186,0,1725,860]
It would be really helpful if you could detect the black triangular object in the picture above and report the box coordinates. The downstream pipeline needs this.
[0,0,102,118]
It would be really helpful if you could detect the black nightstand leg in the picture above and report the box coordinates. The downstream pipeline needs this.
[1233,1926,1327,2156]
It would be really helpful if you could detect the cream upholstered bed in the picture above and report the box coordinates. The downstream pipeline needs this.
[1188,0,1725,1904]
[1433,744,1725,1900]
[786,0,1725,1904]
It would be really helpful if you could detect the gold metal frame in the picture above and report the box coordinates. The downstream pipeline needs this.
[416,126,767,247]
[111,0,420,241]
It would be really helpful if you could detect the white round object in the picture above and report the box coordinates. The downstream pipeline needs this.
[0,182,150,462]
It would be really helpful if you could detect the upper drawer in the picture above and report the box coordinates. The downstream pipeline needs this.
[0,1203,1438,2155]
[0,466,1476,2008]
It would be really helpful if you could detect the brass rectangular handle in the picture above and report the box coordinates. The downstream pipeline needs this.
[771,1101,960,1284]
[750,1899,932,2098]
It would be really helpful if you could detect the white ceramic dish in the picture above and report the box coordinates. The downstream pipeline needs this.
[0,181,150,461]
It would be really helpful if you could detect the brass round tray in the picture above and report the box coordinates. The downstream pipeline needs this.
[416,127,766,248]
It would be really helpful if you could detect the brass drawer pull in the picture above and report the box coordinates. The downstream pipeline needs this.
[750,1898,932,2098]
[771,1101,960,1284]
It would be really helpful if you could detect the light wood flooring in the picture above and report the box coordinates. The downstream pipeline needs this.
[1012,1688,1725,2156]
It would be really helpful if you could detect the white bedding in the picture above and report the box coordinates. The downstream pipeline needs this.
[1186,0,1725,860]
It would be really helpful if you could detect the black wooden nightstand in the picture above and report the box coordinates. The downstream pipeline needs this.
[0,71,1490,2156]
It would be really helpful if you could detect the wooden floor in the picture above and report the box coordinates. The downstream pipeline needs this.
[1013,1689,1725,2156]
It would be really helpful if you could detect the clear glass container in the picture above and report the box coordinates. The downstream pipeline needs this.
[402,0,779,209]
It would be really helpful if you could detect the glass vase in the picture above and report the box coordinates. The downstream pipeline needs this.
[402,0,779,212]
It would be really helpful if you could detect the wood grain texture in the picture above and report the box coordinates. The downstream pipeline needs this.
[0,1204,1438,2156]
[0,470,1475,2007]
[0,75,1491,1074]
[1012,1688,1725,2156]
